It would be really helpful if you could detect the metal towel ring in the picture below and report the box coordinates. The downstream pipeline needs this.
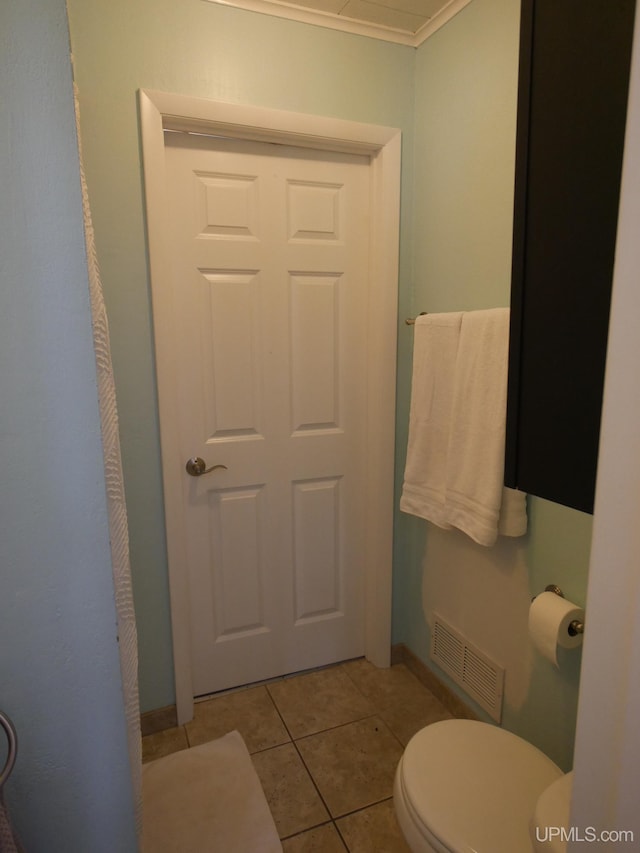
[0,710,18,788]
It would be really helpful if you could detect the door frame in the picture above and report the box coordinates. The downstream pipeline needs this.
[139,88,401,724]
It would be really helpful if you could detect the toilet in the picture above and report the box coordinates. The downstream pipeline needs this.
[394,719,573,853]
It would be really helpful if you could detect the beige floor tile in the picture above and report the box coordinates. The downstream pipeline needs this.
[343,659,452,745]
[282,822,347,852]
[379,698,452,747]
[268,666,373,739]
[341,660,426,704]
[252,743,330,839]
[336,799,411,852]
[296,716,403,818]
[141,726,188,764]
[185,685,290,753]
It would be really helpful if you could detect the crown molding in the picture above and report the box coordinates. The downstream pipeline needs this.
[203,0,473,47]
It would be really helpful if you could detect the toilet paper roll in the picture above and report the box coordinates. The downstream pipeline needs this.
[529,591,584,667]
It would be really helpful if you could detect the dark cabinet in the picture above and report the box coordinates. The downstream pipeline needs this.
[505,0,636,513]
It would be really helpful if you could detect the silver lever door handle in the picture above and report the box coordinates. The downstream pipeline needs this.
[185,457,228,477]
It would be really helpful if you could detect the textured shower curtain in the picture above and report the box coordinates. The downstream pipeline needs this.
[0,711,22,853]
[74,86,143,839]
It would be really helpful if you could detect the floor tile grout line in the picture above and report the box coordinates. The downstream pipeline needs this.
[260,684,336,842]
[264,664,380,741]
[332,796,399,853]
[340,661,372,696]
[290,731,335,827]
[281,819,342,846]
[248,733,329,841]
[263,681,296,744]
[280,795,399,852]
[287,719,401,847]
[263,672,398,849]
[333,794,396,822]
[289,710,379,744]
[340,662,451,750]
[339,663,412,750]
[279,818,334,840]
[333,819,350,851]
[290,711,405,755]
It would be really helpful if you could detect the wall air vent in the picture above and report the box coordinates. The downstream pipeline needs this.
[430,613,505,722]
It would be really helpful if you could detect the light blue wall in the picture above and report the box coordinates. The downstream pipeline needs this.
[0,2,137,850]
[66,0,417,713]
[393,0,592,771]
[66,0,593,771]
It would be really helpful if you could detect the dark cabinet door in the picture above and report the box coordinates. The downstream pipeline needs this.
[505,0,636,513]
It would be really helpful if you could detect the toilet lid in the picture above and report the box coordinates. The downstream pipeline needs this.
[401,720,563,853]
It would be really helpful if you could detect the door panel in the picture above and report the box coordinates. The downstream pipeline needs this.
[292,477,341,621]
[163,131,371,695]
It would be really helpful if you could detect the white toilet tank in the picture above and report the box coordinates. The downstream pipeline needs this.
[530,771,574,853]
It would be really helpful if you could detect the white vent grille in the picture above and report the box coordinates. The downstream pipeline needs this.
[431,614,504,722]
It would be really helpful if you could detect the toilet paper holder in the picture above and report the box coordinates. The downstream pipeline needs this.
[532,585,585,637]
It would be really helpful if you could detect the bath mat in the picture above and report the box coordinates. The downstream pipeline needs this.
[142,730,282,852]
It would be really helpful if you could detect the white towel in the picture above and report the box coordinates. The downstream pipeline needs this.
[444,308,526,546]
[400,308,527,546]
[399,312,463,529]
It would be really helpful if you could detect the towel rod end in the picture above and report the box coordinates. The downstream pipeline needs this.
[406,312,428,326]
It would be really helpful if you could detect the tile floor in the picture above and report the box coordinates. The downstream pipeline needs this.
[142,658,455,851]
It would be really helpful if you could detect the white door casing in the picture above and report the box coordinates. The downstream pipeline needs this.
[139,90,400,723]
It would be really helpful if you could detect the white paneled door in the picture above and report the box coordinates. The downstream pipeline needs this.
[163,131,372,696]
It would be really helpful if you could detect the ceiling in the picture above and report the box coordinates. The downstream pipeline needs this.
[206,0,473,46]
